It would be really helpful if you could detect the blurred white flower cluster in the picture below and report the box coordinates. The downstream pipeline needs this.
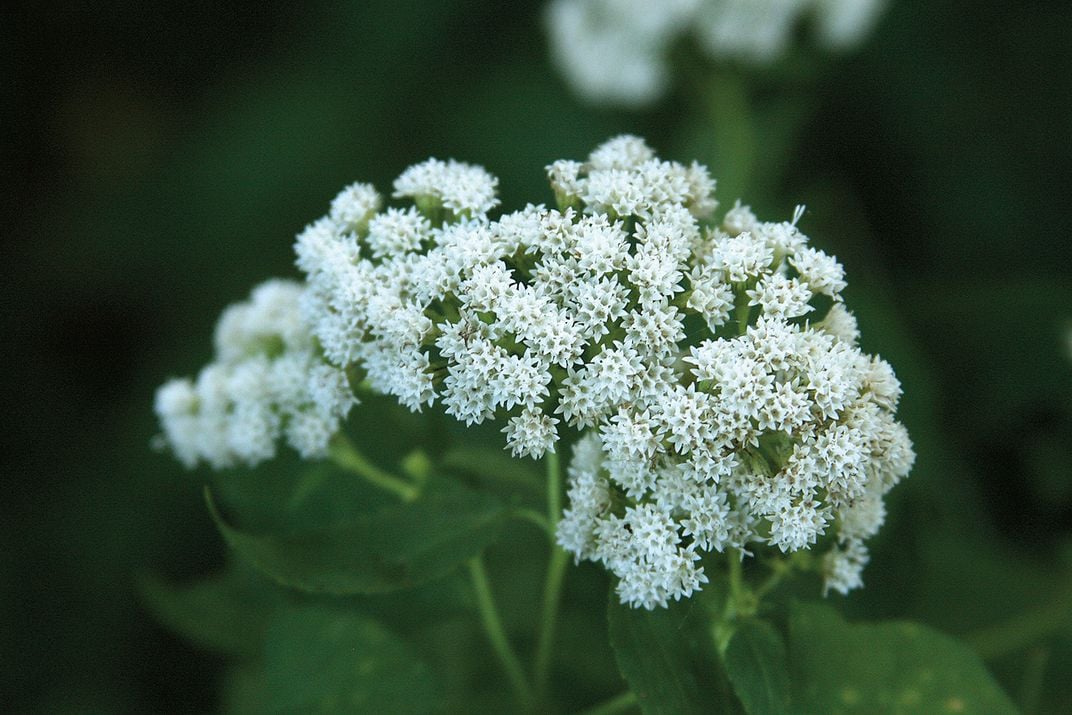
[156,135,912,608]
[547,0,887,106]
[154,280,355,468]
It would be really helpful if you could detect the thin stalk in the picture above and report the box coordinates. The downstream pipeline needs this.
[468,557,534,705]
[714,550,752,655]
[727,549,745,612]
[703,72,755,203]
[328,434,419,502]
[513,508,554,537]
[754,556,793,601]
[579,690,638,715]
[534,449,568,693]
[545,449,562,528]
[735,292,752,336]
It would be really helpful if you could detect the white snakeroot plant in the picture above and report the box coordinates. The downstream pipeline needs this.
[156,135,912,611]
[154,280,355,468]
[547,0,887,106]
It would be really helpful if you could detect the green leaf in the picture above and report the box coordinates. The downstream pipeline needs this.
[607,595,723,715]
[207,480,508,595]
[263,605,439,713]
[440,446,544,495]
[724,619,791,715]
[789,602,1017,714]
[210,460,397,534]
[138,564,277,657]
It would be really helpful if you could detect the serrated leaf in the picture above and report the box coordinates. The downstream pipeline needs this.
[607,595,723,715]
[724,619,791,715]
[263,605,439,713]
[207,480,507,595]
[789,602,1017,714]
[138,565,277,657]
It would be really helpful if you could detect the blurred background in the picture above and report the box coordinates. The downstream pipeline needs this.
[3,0,1071,710]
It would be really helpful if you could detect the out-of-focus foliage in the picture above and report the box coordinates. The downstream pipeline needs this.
[3,0,1070,711]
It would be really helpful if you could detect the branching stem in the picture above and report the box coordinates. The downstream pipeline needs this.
[328,434,419,502]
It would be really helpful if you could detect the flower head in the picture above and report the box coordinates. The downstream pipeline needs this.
[154,280,355,468]
[157,135,912,608]
[547,0,888,106]
[287,135,913,606]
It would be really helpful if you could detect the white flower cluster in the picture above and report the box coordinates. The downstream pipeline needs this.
[296,137,715,460]
[547,0,887,106]
[154,280,355,468]
[290,135,912,608]
[553,195,913,606]
[156,136,912,609]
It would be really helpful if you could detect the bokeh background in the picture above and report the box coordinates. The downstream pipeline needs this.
[4,0,1071,711]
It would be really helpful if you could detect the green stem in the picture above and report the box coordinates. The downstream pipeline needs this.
[716,553,750,656]
[727,549,745,610]
[754,556,794,601]
[513,508,554,537]
[703,72,755,202]
[535,449,568,693]
[735,291,752,336]
[546,449,562,528]
[578,690,638,715]
[328,434,419,502]
[468,557,534,706]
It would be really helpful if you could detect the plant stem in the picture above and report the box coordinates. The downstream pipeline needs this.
[754,556,793,601]
[468,556,534,706]
[704,72,755,204]
[727,549,745,611]
[735,291,752,336]
[578,690,638,715]
[535,449,568,693]
[513,507,554,536]
[328,434,419,502]
[545,449,562,528]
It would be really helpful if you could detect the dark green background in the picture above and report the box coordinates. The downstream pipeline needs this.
[4,0,1071,710]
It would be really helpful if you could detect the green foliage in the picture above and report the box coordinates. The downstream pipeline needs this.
[789,603,1018,714]
[607,595,724,714]
[723,619,792,715]
[207,479,508,595]
[441,446,545,498]
[262,605,440,713]
[138,564,278,658]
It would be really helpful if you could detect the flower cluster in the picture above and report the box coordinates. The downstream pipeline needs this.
[290,135,912,607]
[154,280,355,468]
[549,196,913,608]
[296,137,716,459]
[156,135,912,609]
[547,0,887,106]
